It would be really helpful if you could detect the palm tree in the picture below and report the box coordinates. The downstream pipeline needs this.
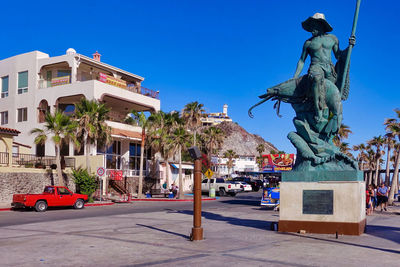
[333,123,352,147]
[353,143,366,170]
[74,98,111,173]
[147,111,181,190]
[383,133,395,186]
[223,150,238,178]
[385,109,400,204]
[256,143,265,156]
[182,101,205,146]
[339,142,353,158]
[31,110,78,186]
[169,126,191,199]
[256,143,265,172]
[364,145,375,185]
[368,136,385,185]
[126,111,150,199]
[203,126,225,164]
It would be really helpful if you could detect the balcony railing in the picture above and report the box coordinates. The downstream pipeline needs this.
[38,78,159,100]
[0,152,8,165]
[8,153,75,168]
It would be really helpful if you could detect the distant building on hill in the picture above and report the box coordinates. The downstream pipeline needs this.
[201,104,232,126]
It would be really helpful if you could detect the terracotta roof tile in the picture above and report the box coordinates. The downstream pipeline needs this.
[0,127,20,136]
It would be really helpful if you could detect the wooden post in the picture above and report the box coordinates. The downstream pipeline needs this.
[191,158,203,240]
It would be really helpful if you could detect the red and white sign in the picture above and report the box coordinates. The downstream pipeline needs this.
[109,170,123,181]
[97,167,105,177]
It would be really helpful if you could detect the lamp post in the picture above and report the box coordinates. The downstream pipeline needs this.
[188,146,203,241]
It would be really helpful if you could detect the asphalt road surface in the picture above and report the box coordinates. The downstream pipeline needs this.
[0,191,264,228]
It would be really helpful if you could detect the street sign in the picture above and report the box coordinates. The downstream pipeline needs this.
[204,169,213,179]
[97,167,105,177]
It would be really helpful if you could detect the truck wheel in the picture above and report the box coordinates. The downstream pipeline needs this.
[229,192,237,197]
[35,201,47,212]
[74,199,85,209]
[219,188,226,196]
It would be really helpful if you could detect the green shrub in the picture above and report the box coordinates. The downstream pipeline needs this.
[72,168,97,203]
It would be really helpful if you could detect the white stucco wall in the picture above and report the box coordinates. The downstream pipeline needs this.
[280,181,366,223]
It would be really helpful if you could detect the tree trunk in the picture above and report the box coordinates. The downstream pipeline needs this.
[84,132,91,173]
[388,149,400,205]
[138,129,145,198]
[55,145,64,186]
[165,159,170,190]
[368,170,373,185]
[385,147,391,186]
[178,146,184,199]
[193,130,197,147]
[374,158,380,185]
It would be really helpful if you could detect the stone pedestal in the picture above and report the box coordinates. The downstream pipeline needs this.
[279,170,366,235]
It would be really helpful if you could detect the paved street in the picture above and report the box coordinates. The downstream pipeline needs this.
[0,192,399,266]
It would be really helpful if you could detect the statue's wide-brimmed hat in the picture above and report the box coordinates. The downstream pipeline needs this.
[302,13,333,33]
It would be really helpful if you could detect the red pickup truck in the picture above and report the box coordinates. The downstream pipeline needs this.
[12,186,88,212]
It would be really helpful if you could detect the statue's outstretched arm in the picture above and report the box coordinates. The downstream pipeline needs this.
[294,41,309,78]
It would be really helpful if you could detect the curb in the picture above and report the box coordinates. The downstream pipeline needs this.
[129,198,217,202]
[0,198,217,211]
[0,208,11,211]
[86,202,115,207]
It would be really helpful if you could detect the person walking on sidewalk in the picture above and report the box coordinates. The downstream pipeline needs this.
[377,183,389,211]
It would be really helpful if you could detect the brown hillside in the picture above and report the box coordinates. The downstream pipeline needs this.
[214,121,278,156]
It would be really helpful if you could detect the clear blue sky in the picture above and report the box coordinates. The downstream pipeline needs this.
[1,0,399,153]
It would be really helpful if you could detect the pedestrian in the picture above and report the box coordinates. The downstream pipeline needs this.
[377,183,389,211]
[171,183,178,198]
[366,185,373,215]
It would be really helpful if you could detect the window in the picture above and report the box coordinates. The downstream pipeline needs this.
[0,111,8,125]
[18,71,28,94]
[36,144,45,157]
[12,145,19,155]
[57,187,71,195]
[17,108,27,122]
[129,142,141,171]
[1,76,8,98]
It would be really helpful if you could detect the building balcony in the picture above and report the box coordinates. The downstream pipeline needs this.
[36,79,160,113]
[39,78,159,100]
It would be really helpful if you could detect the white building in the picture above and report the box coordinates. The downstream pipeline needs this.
[212,155,259,176]
[201,104,232,126]
[0,49,160,178]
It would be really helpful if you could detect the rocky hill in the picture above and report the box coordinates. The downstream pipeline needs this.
[214,121,278,156]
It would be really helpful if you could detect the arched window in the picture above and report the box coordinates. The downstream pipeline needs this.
[38,100,50,123]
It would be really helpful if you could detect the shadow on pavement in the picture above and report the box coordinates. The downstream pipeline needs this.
[219,199,261,206]
[136,223,189,239]
[174,210,274,231]
[281,231,400,255]
[365,224,400,245]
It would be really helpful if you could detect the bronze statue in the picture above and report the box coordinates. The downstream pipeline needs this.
[249,10,360,171]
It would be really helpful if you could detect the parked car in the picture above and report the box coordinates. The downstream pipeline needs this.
[232,177,262,191]
[201,178,241,196]
[12,186,88,212]
[237,181,252,192]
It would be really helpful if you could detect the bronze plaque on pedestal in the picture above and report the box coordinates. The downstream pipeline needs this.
[303,190,333,214]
